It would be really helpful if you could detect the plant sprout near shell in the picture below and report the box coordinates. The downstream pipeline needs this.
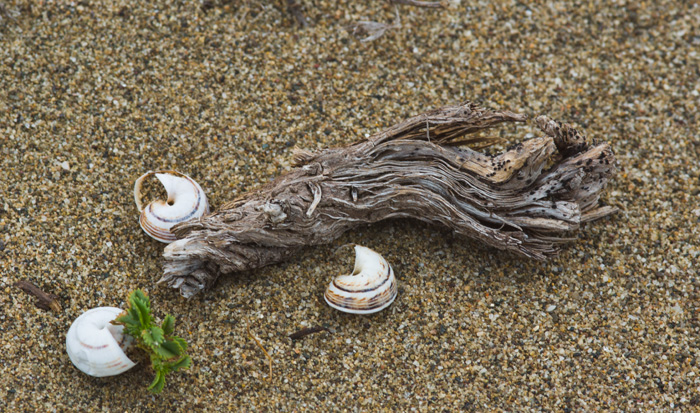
[134,170,209,243]
[65,307,136,377]
[324,245,398,314]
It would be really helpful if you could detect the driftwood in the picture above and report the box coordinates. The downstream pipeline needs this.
[161,102,617,298]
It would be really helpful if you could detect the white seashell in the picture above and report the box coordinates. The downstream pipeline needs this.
[324,245,398,314]
[65,307,136,377]
[134,170,209,243]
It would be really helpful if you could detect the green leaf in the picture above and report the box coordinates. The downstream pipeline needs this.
[149,326,164,344]
[169,355,191,371]
[133,289,151,309]
[162,339,183,356]
[128,307,142,326]
[161,315,175,336]
[117,290,190,395]
[142,329,156,347]
[148,370,166,394]
[154,340,181,360]
[150,355,163,372]
[172,336,188,352]
[114,313,139,328]
[132,297,151,327]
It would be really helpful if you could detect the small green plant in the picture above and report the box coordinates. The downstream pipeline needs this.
[112,290,191,393]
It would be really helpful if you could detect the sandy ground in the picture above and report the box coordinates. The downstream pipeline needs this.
[1,0,699,411]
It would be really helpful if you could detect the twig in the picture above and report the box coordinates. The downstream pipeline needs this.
[286,0,309,27]
[348,6,401,43]
[391,0,445,8]
[246,320,273,380]
[289,326,329,340]
[350,0,458,42]
[160,101,617,298]
[14,280,61,312]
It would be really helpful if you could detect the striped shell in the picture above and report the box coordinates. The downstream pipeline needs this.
[324,245,398,314]
[134,170,209,243]
[65,307,136,377]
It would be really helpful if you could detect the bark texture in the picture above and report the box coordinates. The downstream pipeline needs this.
[161,102,617,298]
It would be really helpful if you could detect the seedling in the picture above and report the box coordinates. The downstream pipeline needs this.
[112,290,191,393]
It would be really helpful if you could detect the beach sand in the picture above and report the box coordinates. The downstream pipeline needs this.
[1,0,698,410]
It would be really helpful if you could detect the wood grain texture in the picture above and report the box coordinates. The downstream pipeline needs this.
[160,102,617,298]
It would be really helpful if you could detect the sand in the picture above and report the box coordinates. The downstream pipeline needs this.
[1,0,698,410]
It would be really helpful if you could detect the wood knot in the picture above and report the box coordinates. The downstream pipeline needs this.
[261,202,287,224]
[301,162,323,176]
[536,115,589,157]
[292,148,316,166]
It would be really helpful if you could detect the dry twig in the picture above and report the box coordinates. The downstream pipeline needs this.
[14,280,61,312]
[390,0,445,8]
[289,326,329,340]
[285,0,309,27]
[246,321,273,380]
[160,102,617,298]
[349,0,459,42]
[348,7,401,43]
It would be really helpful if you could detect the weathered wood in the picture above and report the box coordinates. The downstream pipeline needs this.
[161,102,617,298]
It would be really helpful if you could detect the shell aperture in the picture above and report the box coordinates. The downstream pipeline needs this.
[65,307,136,377]
[134,170,209,243]
[324,245,398,314]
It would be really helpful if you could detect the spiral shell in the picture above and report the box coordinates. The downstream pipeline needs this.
[134,170,209,243]
[324,245,398,314]
[65,307,136,377]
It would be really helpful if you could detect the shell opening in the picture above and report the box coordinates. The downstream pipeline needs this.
[66,307,137,377]
[324,245,398,315]
[134,170,209,243]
